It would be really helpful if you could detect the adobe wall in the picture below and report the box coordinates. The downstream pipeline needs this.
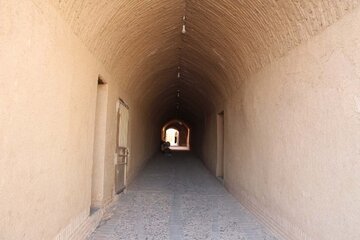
[0,1,157,239]
[220,8,360,239]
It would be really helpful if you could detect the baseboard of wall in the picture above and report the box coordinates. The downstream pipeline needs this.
[68,208,103,240]
[54,195,120,240]
[227,185,313,240]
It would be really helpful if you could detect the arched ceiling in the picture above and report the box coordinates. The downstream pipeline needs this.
[50,0,360,122]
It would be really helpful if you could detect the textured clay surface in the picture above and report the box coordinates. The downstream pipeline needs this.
[47,0,360,118]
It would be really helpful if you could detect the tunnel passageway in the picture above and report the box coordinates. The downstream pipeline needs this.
[89,152,277,240]
[3,1,360,239]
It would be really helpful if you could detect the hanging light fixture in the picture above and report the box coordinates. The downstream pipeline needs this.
[182,15,186,34]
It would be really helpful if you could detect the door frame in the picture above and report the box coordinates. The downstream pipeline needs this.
[216,111,225,180]
[114,98,129,194]
[91,77,108,209]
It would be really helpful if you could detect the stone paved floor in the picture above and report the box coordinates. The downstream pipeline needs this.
[89,152,278,240]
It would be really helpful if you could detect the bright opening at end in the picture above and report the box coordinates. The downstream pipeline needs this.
[165,128,179,146]
[161,119,190,151]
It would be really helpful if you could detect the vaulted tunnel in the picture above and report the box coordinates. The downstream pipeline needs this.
[48,0,360,155]
[2,1,360,239]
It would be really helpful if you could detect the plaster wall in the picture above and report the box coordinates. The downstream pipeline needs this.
[218,8,360,240]
[125,107,159,185]
[0,1,156,239]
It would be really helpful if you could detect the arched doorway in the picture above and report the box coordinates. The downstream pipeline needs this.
[165,128,179,146]
[161,119,190,150]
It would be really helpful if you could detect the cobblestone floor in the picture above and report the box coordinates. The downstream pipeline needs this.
[89,152,278,240]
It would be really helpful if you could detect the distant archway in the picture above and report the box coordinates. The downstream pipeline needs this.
[161,119,190,151]
[165,128,179,146]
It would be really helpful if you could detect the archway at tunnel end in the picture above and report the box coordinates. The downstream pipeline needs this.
[161,119,191,151]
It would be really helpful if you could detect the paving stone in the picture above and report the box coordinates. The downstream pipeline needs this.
[89,153,278,240]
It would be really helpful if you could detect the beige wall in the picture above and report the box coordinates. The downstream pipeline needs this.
[202,7,360,240]
[0,1,157,239]
[2,1,360,239]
